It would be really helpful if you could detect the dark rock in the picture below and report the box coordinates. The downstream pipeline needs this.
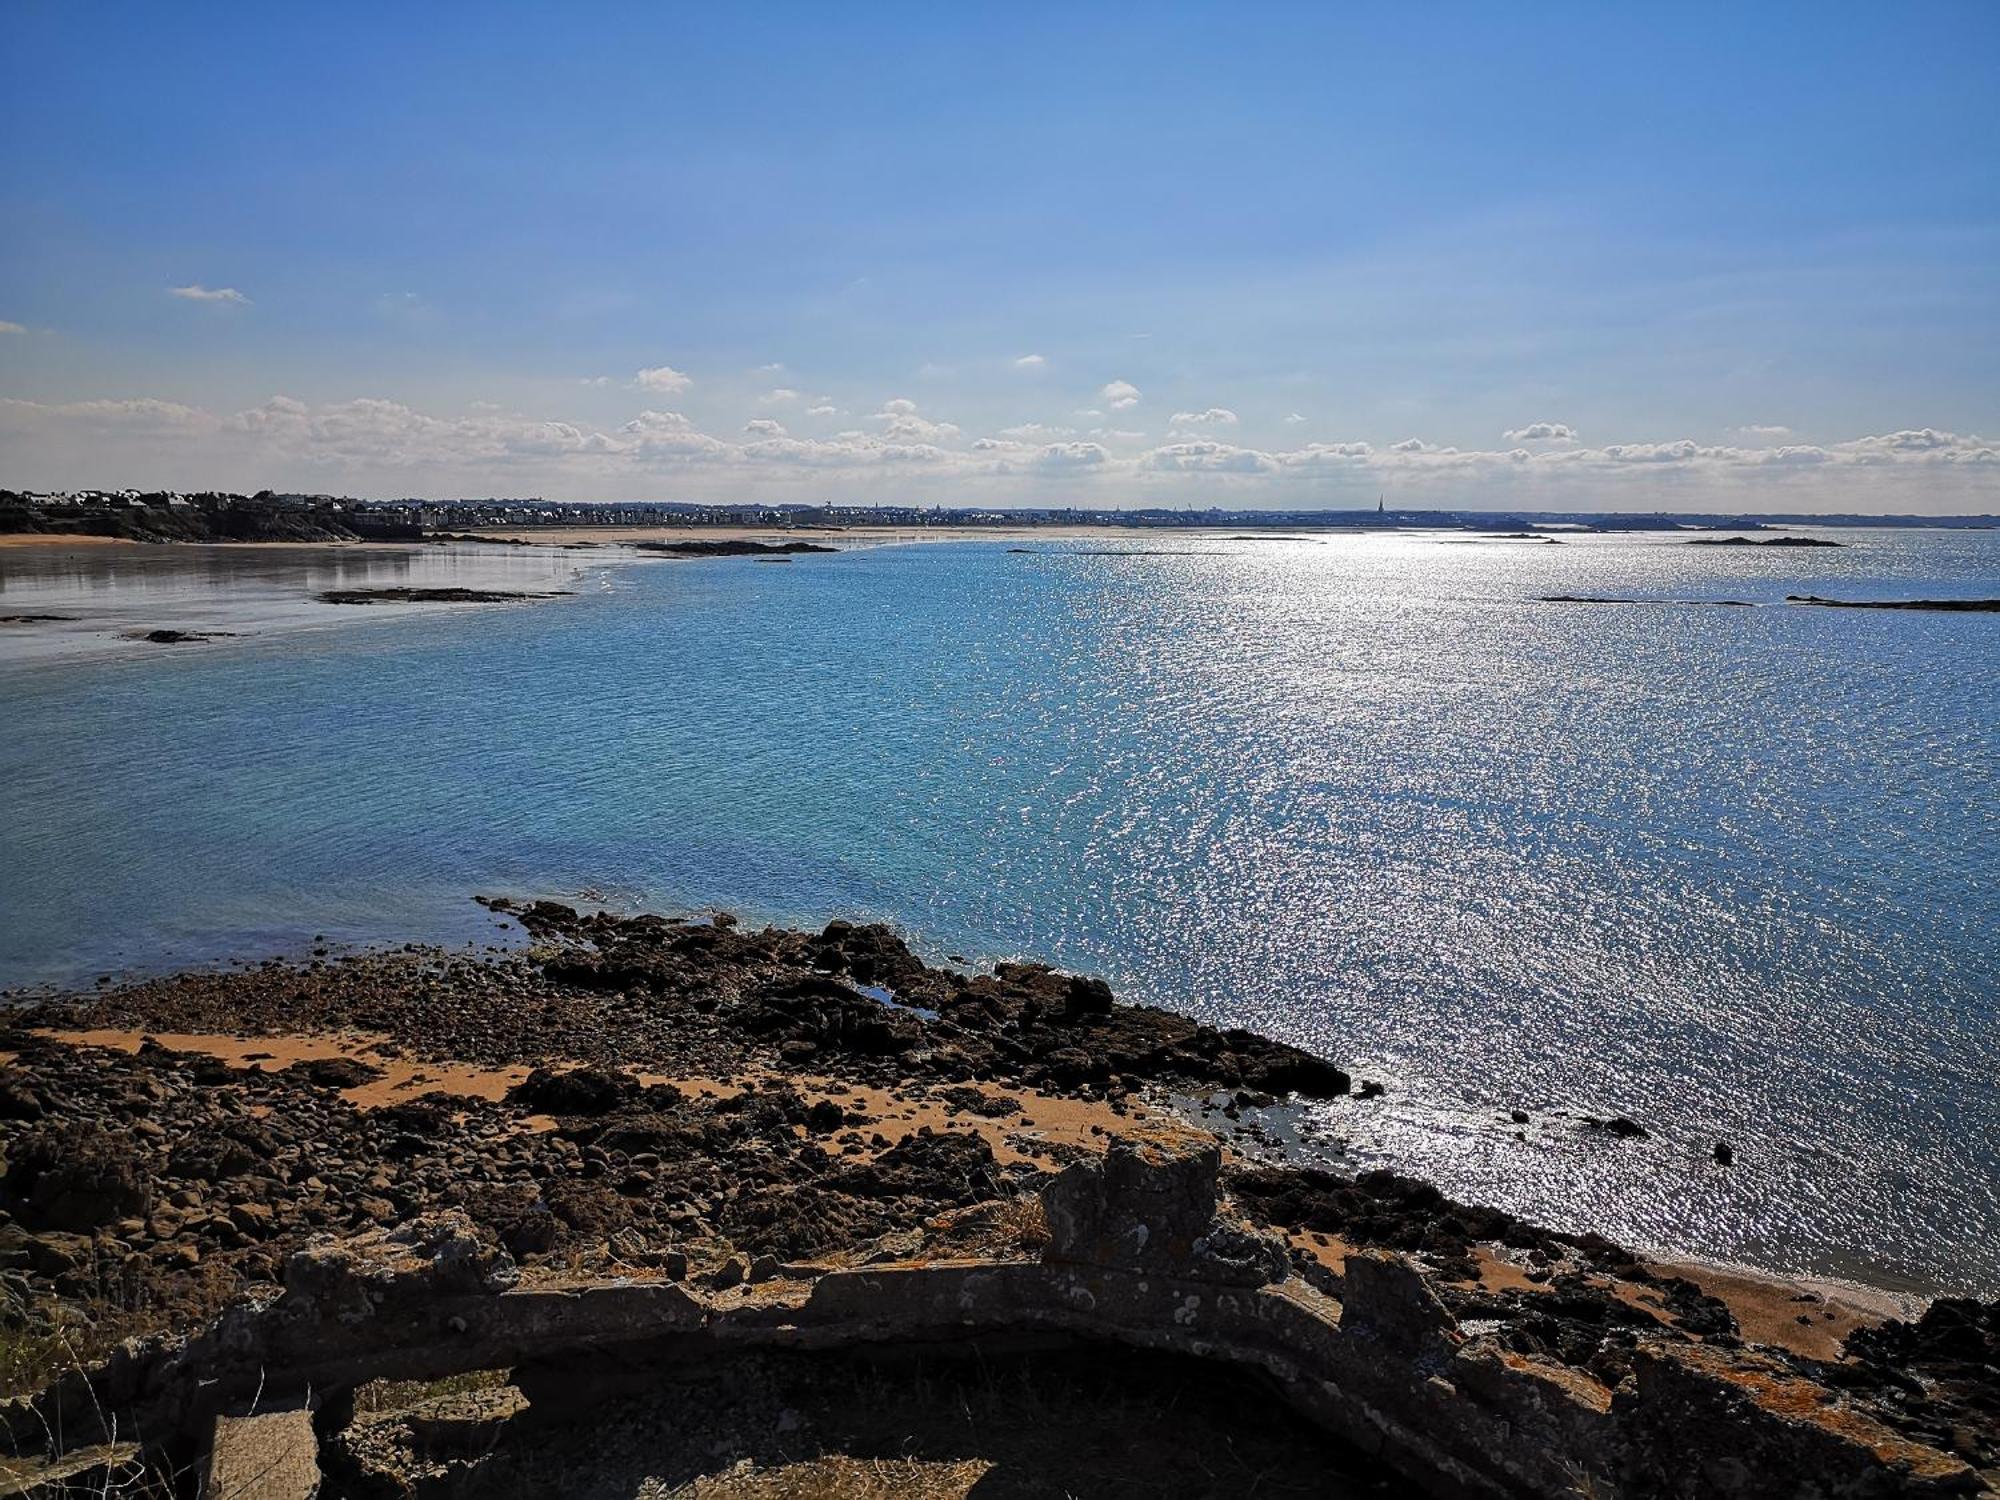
[0,1071,46,1121]
[289,1056,385,1089]
[4,1126,154,1230]
[509,1065,641,1116]
[1582,1115,1649,1140]
[1063,976,1114,1018]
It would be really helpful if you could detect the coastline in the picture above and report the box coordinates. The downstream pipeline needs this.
[2,901,1991,1494]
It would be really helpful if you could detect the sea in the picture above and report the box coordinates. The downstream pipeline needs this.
[1,527,1994,1296]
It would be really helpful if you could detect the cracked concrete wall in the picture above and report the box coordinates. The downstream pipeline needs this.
[5,1129,1985,1500]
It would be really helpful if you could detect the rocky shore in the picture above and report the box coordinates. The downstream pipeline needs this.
[0,904,1993,1495]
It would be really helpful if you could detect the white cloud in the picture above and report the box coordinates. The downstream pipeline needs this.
[1734,424,1793,439]
[1503,422,1577,443]
[1283,412,1306,424]
[754,362,786,374]
[1035,442,1108,471]
[806,403,839,417]
[622,408,695,434]
[634,364,693,394]
[1869,429,1959,451]
[3,396,218,435]
[1014,354,1047,369]
[578,376,613,388]
[872,397,960,443]
[1169,407,1239,429]
[1142,440,1279,474]
[0,321,24,335]
[1,390,1990,511]
[1283,442,1372,466]
[761,387,799,404]
[169,284,249,305]
[1100,380,1141,410]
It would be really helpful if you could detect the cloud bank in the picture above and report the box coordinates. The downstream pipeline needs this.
[1,395,1993,513]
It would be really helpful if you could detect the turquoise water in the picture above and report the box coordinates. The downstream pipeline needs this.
[2,530,1995,1293]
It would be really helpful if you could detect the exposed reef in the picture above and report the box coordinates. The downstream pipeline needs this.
[1689,535,1846,547]
[1537,595,1755,607]
[130,628,234,644]
[632,539,839,557]
[315,587,571,605]
[1787,594,2000,612]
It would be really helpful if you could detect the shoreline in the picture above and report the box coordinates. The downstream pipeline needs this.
[0,904,1982,1309]
[2,901,1991,1490]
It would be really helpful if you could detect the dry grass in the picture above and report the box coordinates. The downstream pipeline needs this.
[353,1366,515,1416]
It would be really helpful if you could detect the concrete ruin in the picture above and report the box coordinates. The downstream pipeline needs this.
[0,1123,1986,1498]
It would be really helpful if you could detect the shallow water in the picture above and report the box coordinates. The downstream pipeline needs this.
[0,541,588,662]
[1,528,1995,1293]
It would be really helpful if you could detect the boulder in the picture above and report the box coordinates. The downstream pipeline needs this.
[508,1065,639,1116]
[289,1055,385,1089]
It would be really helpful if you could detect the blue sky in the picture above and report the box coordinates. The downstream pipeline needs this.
[2,2,1996,510]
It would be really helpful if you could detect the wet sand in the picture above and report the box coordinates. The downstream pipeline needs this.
[0,539,589,665]
[0,533,141,548]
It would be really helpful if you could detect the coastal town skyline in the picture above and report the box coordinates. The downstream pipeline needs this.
[4,4,1997,510]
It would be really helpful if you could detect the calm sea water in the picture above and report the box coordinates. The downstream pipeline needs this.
[2,529,1995,1294]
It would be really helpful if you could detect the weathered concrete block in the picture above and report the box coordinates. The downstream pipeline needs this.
[202,1405,318,1499]
[1041,1124,1288,1286]
[1043,1124,1222,1270]
[1616,1342,1982,1498]
[1335,1251,1458,1357]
